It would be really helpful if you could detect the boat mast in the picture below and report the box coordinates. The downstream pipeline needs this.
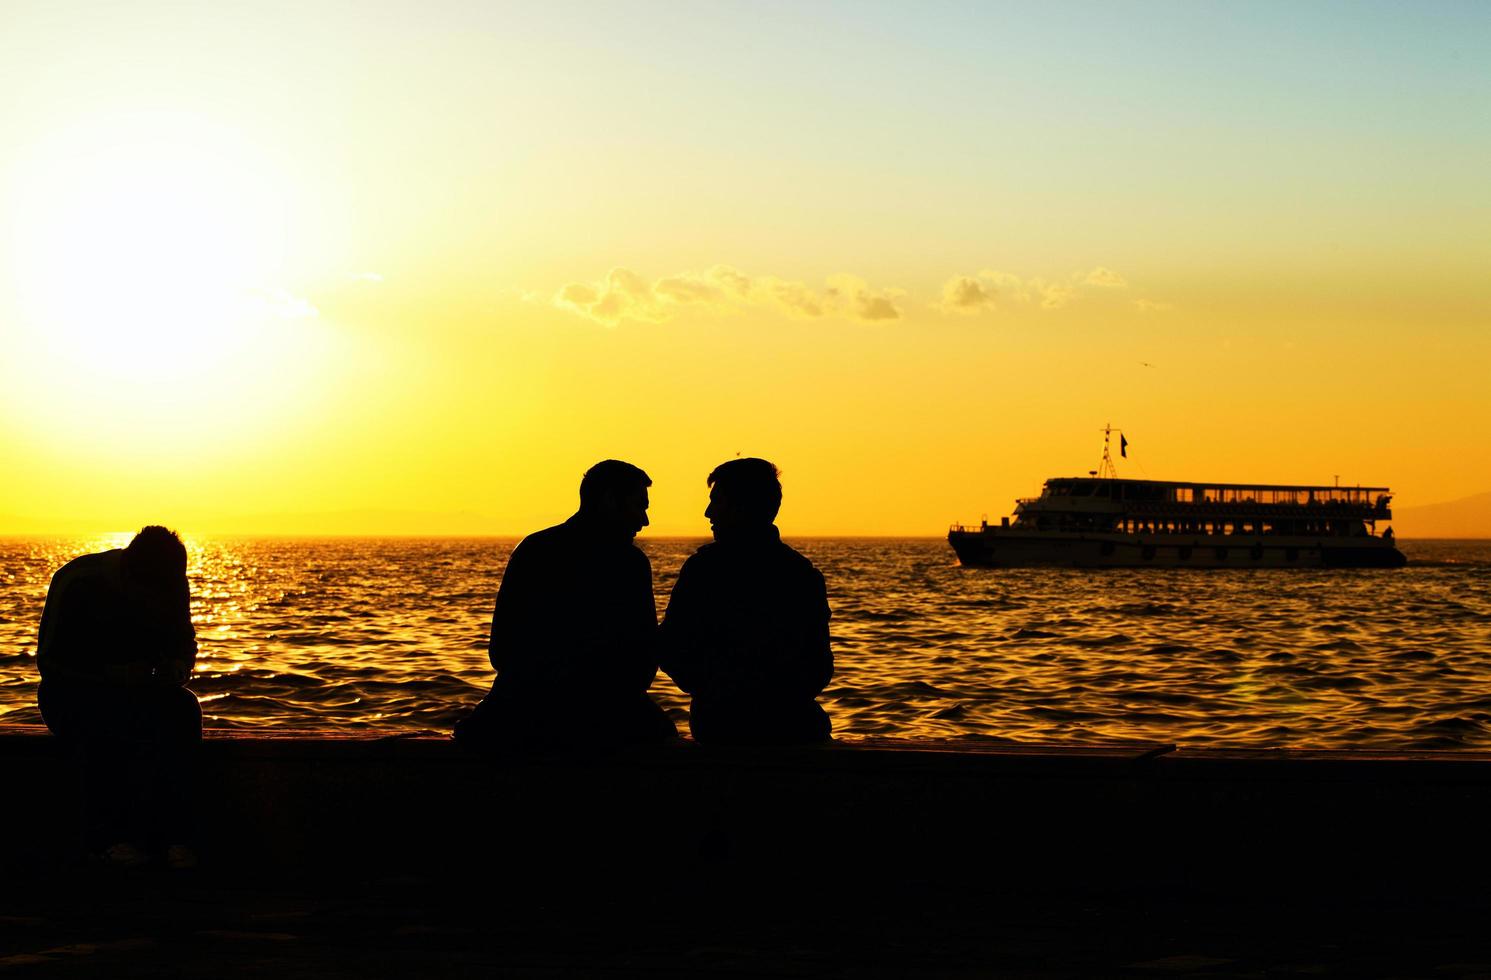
[1097,423,1123,479]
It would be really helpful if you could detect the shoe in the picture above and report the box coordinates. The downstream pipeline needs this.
[98,842,151,869]
[164,844,199,871]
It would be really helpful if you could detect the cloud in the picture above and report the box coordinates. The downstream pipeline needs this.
[762,278,826,318]
[554,266,902,326]
[556,282,598,308]
[939,275,997,314]
[707,264,754,299]
[825,274,904,321]
[858,295,901,321]
[653,274,725,306]
[938,266,1142,316]
[552,263,1154,326]
[554,267,670,326]
[1133,298,1175,313]
[1085,266,1127,288]
[1034,281,1077,309]
[350,271,385,283]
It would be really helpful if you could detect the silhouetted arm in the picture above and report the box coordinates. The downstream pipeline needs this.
[488,538,542,675]
[620,550,660,693]
[793,566,834,695]
[658,556,706,695]
[35,569,70,682]
[156,577,198,685]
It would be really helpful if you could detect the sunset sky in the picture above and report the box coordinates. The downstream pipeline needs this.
[3,1,1488,536]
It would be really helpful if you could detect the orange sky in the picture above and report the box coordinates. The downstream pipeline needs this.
[3,2,1488,536]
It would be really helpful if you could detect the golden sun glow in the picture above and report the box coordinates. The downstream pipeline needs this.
[11,112,300,374]
[4,111,331,451]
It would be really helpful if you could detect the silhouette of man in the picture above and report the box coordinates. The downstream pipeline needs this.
[454,460,676,751]
[660,458,833,744]
[36,526,200,868]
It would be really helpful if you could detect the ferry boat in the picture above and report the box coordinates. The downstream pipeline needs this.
[949,429,1407,569]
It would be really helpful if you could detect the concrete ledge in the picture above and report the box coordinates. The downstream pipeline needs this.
[5,725,1490,896]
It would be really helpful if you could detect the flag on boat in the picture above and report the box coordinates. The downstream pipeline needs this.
[1120,435,1128,458]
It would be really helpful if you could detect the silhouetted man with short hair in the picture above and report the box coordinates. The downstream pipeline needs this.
[37,526,201,869]
[454,460,676,751]
[660,458,833,745]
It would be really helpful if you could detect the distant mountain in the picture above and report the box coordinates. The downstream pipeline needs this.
[1392,491,1491,539]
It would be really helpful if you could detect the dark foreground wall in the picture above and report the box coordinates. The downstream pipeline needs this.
[4,727,1490,898]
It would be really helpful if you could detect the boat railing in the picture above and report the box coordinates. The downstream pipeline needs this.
[1120,500,1392,517]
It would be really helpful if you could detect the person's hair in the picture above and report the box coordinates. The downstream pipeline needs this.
[123,525,188,582]
[707,458,782,522]
[579,460,651,509]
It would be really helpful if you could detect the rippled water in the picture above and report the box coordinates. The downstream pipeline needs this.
[3,535,1489,748]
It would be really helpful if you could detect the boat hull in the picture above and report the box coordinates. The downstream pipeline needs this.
[947,529,1406,569]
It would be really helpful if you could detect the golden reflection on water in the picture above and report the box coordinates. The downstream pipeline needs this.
[2,536,1490,748]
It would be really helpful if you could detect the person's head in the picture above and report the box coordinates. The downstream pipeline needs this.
[578,460,652,537]
[121,525,188,595]
[705,458,781,535]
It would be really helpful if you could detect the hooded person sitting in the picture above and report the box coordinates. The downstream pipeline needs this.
[36,525,200,868]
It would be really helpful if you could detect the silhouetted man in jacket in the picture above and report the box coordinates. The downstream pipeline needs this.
[37,525,201,868]
[661,458,833,744]
[454,460,676,751]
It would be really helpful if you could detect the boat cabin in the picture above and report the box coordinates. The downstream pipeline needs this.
[1013,478,1393,537]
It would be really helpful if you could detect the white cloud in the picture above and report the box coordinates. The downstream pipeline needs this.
[554,266,902,326]
[553,268,671,327]
[938,275,997,314]
[553,264,1157,326]
[1085,266,1127,288]
[939,266,1145,316]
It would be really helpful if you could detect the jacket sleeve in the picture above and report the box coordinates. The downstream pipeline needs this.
[35,568,68,681]
[488,539,535,673]
[800,566,834,694]
[623,550,660,693]
[658,556,705,695]
[161,576,198,683]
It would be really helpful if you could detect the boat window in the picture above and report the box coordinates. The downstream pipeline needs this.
[1071,483,1094,497]
[1175,488,1193,503]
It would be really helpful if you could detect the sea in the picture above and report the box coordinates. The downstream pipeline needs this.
[2,535,1489,749]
